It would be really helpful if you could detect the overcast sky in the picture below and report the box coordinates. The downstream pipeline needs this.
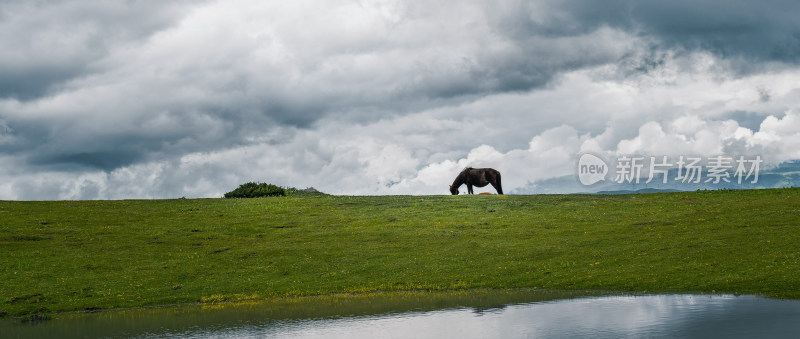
[2,0,800,199]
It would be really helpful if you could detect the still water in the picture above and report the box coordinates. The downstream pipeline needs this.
[5,290,800,338]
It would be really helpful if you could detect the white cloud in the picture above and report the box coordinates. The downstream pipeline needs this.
[752,112,800,161]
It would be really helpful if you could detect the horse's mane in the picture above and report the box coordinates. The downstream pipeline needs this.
[452,167,470,186]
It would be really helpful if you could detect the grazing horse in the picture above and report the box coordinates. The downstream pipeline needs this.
[449,167,503,195]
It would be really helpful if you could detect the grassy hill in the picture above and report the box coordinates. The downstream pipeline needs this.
[2,188,800,318]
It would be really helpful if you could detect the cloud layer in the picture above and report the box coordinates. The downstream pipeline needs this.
[2,0,800,199]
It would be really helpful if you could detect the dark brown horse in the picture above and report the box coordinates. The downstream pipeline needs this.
[450,167,503,195]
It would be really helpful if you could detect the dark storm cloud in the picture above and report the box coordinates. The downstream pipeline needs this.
[0,0,199,100]
[0,65,85,101]
[28,150,146,171]
[497,0,800,67]
[631,0,800,64]
[3,104,278,171]
[400,0,800,102]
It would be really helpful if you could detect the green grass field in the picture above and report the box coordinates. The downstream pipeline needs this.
[2,188,800,318]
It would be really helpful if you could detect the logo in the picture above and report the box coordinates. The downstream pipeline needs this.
[577,153,609,185]
[575,154,763,187]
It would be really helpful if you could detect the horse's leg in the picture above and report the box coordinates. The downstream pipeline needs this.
[467,184,474,194]
[492,173,503,195]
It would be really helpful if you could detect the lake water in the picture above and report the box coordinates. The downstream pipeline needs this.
[5,290,800,338]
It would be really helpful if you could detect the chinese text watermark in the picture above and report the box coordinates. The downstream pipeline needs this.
[578,154,763,186]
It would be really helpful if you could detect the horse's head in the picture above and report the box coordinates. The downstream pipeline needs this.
[449,185,459,195]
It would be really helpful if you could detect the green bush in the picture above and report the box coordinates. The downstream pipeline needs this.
[224,182,286,198]
[285,186,327,196]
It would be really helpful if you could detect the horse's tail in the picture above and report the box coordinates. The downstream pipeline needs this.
[495,171,504,195]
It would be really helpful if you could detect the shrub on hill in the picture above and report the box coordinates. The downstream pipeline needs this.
[224,183,327,198]
[224,182,286,198]
[284,187,327,196]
